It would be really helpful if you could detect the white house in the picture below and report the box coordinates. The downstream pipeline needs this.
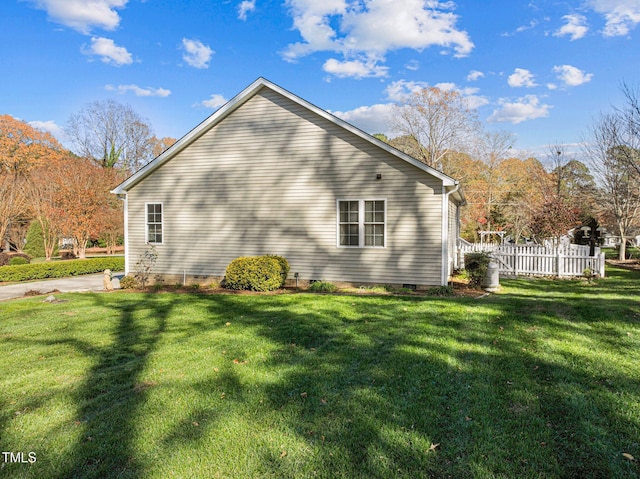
[112,78,465,288]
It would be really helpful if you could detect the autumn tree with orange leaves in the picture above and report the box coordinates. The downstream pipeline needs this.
[48,158,122,259]
[0,115,66,251]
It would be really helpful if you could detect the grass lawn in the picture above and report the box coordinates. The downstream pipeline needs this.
[1,267,639,478]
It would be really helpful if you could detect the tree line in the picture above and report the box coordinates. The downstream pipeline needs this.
[0,101,175,260]
[382,83,640,260]
[2,85,638,262]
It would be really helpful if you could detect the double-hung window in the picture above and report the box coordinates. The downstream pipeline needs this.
[338,199,386,248]
[146,203,163,244]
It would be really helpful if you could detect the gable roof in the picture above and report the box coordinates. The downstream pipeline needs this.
[112,77,463,200]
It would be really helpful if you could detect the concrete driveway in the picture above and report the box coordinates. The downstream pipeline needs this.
[0,272,124,302]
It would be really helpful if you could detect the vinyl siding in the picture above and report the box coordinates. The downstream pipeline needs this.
[126,87,446,285]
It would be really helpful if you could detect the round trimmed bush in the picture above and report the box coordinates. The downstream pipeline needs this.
[265,254,290,286]
[224,256,285,292]
[8,256,29,266]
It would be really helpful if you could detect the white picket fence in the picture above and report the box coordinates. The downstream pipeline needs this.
[458,242,606,278]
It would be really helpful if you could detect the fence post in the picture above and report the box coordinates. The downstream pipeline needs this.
[556,249,562,277]
[599,252,606,278]
[514,247,519,277]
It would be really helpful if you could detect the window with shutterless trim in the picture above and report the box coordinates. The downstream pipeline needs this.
[337,199,386,248]
[145,202,163,244]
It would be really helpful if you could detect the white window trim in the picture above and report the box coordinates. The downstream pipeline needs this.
[336,198,387,249]
[145,202,164,245]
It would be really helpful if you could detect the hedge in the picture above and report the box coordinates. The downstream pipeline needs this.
[224,255,289,292]
[0,257,124,282]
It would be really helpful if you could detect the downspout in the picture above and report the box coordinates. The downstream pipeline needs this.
[441,182,461,286]
[117,193,129,275]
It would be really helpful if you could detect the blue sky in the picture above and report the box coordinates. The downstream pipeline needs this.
[2,0,639,158]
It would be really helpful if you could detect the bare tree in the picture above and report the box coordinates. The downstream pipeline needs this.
[472,130,516,235]
[390,87,480,171]
[583,112,640,260]
[66,99,155,172]
[614,82,640,179]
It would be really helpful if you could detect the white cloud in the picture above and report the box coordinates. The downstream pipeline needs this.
[105,84,171,97]
[487,95,551,124]
[181,38,214,69]
[554,14,589,40]
[467,70,484,81]
[587,0,640,36]
[384,79,489,109]
[507,68,537,88]
[238,0,256,20]
[384,79,430,102]
[27,0,127,33]
[201,94,228,109]
[405,60,420,71]
[83,37,133,65]
[502,20,538,37]
[331,103,395,136]
[553,64,593,86]
[28,120,63,138]
[283,0,473,77]
[323,57,388,78]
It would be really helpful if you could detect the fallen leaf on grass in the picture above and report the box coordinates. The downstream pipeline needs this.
[280,450,287,458]
[300,392,308,398]
[623,453,636,461]
[192,421,199,427]
[225,322,231,326]
[429,443,440,452]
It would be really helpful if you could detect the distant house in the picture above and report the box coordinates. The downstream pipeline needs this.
[111,78,465,288]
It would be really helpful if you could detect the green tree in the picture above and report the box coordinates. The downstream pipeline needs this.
[24,220,58,259]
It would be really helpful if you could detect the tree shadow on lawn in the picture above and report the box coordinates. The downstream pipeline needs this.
[52,293,176,479]
[21,275,638,479]
[189,292,640,478]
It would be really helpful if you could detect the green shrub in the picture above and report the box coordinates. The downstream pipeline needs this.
[24,221,58,259]
[224,256,285,292]
[265,254,290,286]
[308,281,338,293]
[119,275,138,289]
[426,285,455,296]
[0,257,124,282]
[8,256,29,266]
[464,252,491,288]
[1,253,31,266]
